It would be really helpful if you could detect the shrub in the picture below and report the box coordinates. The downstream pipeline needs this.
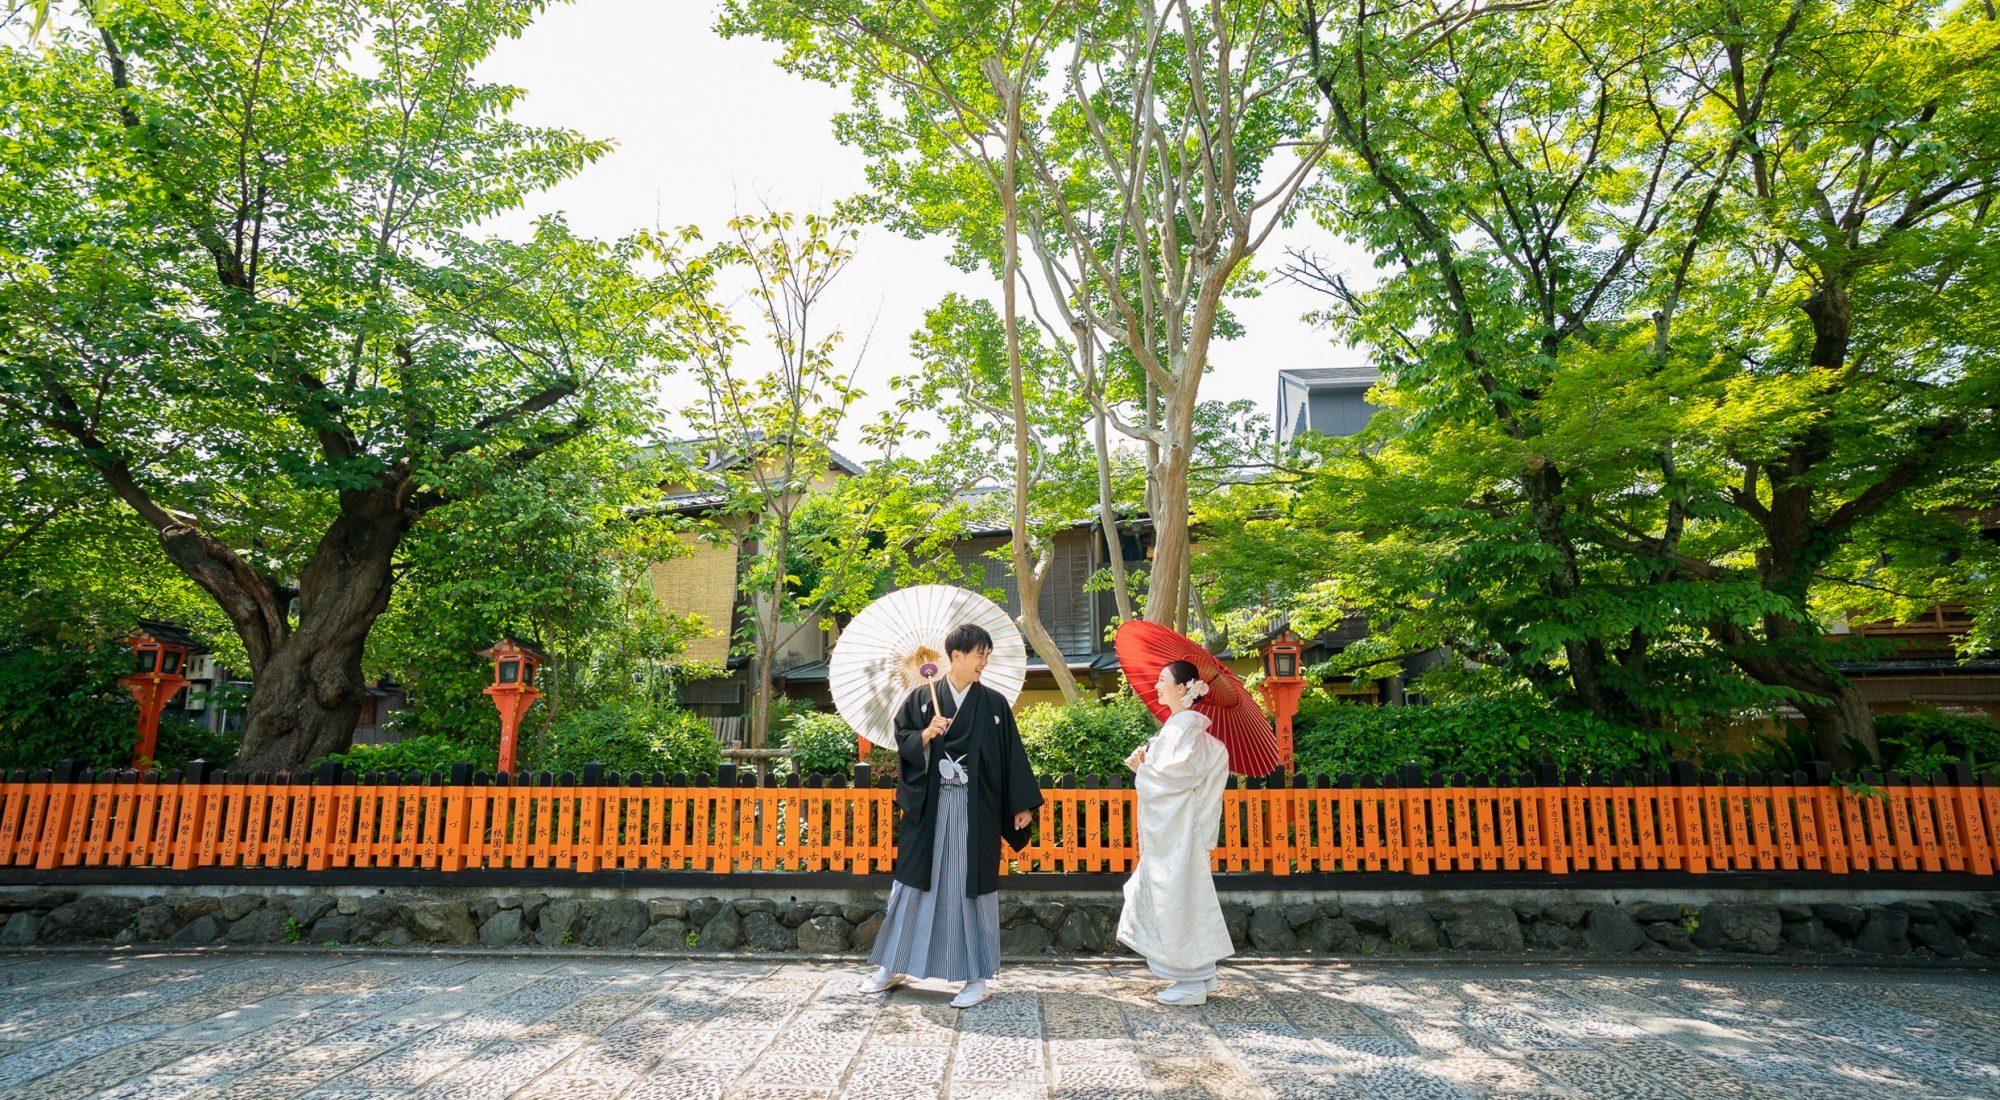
[1017,689,1156,779]
[0,638,144,770]
[532,701,720,777]
[319,734,486,778]
[1291,692,1670,779]
[1875,706,2000,774]
[780,710,859,778]
[1725,706,2000,775]
[0,637,244,771]
[153,715,241,771]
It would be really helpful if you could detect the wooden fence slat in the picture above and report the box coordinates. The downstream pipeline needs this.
[1980,773,2000,860]
[1886,775,1921,870]
[81,773,114,866]
[1412,773,1441,875]
[1668,765,1703,874]
[1947,764,1992,877]
[1912,775,1945,873]
[150,777,182,868]
[0,767,1992,883]
[1776,776,1808,872]
[1382,777,1407,873]
[1609,775,1636,871]
[1535,769,1565,874]
[40,768,83,871]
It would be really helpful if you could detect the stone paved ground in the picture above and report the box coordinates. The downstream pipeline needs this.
[0,953,1994,1099]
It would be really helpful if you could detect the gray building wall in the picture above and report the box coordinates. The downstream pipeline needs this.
[1277,367,1382,449]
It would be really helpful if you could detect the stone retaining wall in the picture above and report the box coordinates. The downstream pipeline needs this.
[5,888,2000,961]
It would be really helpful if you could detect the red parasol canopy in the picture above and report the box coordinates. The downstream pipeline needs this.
[1115,620,1281,776]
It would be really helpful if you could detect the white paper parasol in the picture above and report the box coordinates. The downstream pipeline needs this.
[830,585,1028,749]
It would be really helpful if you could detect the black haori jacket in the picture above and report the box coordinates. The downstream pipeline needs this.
[891,680,1044,897]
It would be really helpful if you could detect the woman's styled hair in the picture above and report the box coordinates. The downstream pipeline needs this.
[944,622,995,657]
[1163,659,1201,686]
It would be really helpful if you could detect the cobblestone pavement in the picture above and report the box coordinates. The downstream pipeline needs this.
[0,953,1994,1099]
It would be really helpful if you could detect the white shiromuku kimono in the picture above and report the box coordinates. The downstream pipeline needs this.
[1116,709,1234,981]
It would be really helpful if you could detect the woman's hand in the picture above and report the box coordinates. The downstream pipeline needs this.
[1124,746,1147,769]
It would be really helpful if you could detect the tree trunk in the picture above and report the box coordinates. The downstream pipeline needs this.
[1087,343,1135,624]
[997,69,1080,703]
[1738,462,1880,767]
[234,632,373,772]
[1719,616,1879,768]
[746,511,792,752]
[1143,387,1196,628]
[1016,537,1080,701]
[233,490,409,771]
[1738,273,1877,766]
[1520,460,1614,719]
[1794,672,1878,768]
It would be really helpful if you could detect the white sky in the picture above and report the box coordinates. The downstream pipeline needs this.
[480,0,1373,458]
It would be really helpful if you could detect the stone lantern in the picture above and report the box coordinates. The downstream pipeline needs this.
[482,637,545,774]
[1258,628,1307,770]
[122,621,207,768]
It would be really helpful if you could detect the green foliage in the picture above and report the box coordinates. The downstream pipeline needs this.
[1017,690,1156,779]
[1872,708,2000,768]
[0,0,702,768]
[1205,0,2000,767]
[325,702,725,780]
[320,735,482,779]
[650,210,911,749]
[1876,707,2000,775]
[779,710,859,779]
[0,602,237,771]
[1724,707,2000,778]
[1290,693,1675,780]
[719,0,1325,629]
[153,716,240,771]
[365,440,702,749]
[0,632,137,771]
[531,701,720,778]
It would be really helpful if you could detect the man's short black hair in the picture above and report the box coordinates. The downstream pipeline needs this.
[944,622,994,657]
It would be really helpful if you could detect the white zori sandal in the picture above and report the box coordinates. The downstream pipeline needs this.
[1156,980,1208,1006]
[949,979,992,1008]
[859,967,906,994]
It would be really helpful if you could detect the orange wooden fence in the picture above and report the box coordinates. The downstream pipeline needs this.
[1,761,1994,878]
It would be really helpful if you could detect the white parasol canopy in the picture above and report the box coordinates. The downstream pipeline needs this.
[830,585,1028,749]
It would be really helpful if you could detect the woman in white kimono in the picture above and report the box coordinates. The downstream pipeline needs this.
[1116,659,1234,1005]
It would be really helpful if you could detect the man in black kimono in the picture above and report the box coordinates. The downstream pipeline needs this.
[861,622,1043,1008]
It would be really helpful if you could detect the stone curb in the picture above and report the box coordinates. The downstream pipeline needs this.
[3,942,1997,971]
[7,889,1997,963]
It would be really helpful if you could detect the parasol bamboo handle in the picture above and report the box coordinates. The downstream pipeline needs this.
[928,677,941,714]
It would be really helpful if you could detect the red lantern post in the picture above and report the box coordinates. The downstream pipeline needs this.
[481,638,545,774]
[120,622,204,768]
[1259,629,1307,770]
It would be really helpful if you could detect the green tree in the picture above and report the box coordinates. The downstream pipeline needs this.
[1643,0,2000,762]
[780,457,985,626]
[720,0,1328,631]
[1276,0,1752,732]
[363,438,705,757]
[655,210,926,749]
[1240,0,2000,764]
[911,293,1107,699]
[0,1,698,769]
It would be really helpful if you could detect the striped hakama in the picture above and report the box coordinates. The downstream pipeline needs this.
[867,780,1001,982]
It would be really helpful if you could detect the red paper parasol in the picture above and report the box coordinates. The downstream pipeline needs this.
[1115,620,1280,776]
